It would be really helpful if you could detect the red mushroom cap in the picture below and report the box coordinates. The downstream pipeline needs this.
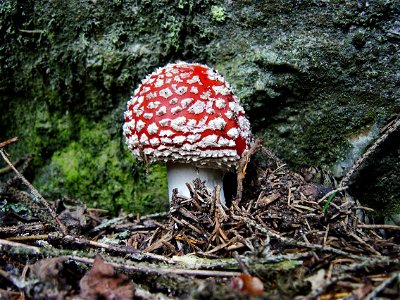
[123,62,252,169]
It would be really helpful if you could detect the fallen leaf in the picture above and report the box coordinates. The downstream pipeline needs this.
[56,199,88,235]
[78,255,134,300]
[31,257,67,283]
[29,257,80,299]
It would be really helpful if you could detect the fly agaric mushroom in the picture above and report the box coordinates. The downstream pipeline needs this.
[122,62,251,204]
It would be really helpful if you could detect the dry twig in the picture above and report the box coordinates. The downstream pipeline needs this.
[0,149,68,235]
[236,138,262,201]
[357,224,400,231]
[0,137,18,149]
[341,115,400,186]
[1,142,399,298]
[364,272,400,300]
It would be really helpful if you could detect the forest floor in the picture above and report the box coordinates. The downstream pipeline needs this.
[0,137,399,299]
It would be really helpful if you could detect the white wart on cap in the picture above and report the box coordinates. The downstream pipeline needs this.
[123,62,252,170]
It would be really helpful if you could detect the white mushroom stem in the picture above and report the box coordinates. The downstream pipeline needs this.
[167,162,225,204]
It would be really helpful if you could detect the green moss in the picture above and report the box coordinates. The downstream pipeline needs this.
[161,15,185,52]
[52,142,81,183]
[0,97,74,171]
[210,6,226,23]
[178,0,195,12]
[1,96,167,216]
[255,89,392,170]
[1,0,399,217]
[34,118,168,215]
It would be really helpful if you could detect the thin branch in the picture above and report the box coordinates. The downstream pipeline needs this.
[0,137,18,149]
[48,233,174,263]
[0,158,24,175]
[6,234,49,242]
[348,232,381,256]
[236,138,262,201]
[0,223,46,236]
[233,251,249,274]
[69,255,241,277]
[317,186,348,204]
[341,115,400,186]
[303,273,352,300]
[238,216,369,260]
[0,239,240,278]
[357,224,400,231]
[364,272,400,300]
[0,150,68,235]
[0,238,41,255]
[337,256,399,273]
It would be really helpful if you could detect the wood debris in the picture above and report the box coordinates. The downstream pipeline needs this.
[137,160,398,261]
[0,138,399,299]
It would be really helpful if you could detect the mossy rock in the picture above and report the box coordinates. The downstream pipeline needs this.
[1,0,399,215]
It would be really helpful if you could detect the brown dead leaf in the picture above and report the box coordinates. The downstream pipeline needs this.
[29,257,80,299]
[78,255,134,300]
[31,257,67,283]
[56,199,88,235]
